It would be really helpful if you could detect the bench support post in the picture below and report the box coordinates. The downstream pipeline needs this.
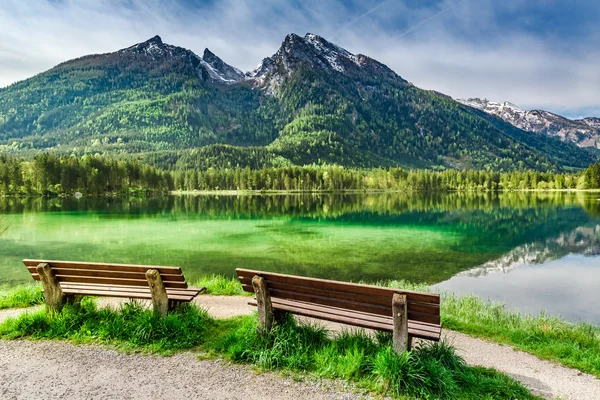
[36,263,65,313]
[252,275,274,334]
[146,269,169,318]
[392,293,409,353]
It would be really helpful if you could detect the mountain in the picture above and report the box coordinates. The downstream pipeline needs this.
[457,98,600,149]
[0,33,597,171]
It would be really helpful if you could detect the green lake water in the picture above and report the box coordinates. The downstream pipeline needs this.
[1,192,599,323]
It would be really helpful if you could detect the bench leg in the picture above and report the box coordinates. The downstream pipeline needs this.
[392,293,409,354]
[252,275,274,334]
[146,269,169,318]
[36,263,65,313]
[169,300,183,311]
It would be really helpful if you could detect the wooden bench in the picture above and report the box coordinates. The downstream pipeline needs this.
[236,268,441,353]
[24,259,205,316]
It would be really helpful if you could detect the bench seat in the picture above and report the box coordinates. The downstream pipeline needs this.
[24,259,205,316]
[250,298,442,341]
[237,268,442,351]
[60,282,205,302]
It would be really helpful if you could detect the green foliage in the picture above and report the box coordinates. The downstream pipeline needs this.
[0,283,43,309]
[208,314,537,399]
[0,153,172,196]
[582,162,600,189]
[1,153,589,196]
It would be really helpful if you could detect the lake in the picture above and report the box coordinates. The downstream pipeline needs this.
[1,192,599,323]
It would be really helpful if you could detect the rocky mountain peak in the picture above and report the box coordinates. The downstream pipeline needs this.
[457,98,600,148]
[248,32,404,94]
[200,48,244,84]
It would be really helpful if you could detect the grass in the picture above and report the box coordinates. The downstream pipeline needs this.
[0,283,44,309]
[197,276,600,378]
[2,276,599,379]
[0,302,538,399]
[0,298,210,354]
[442,294,600,378]
[205,314,537,399]
[193,274,250,296]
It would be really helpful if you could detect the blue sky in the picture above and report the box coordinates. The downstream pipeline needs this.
[1,0,598,118]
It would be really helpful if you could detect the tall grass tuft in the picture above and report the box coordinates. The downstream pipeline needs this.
[0,283,44,310]
[207,314,537,399]
[0,298,211,354]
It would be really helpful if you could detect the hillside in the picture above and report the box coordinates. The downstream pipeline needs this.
[457,98,600,149]
[0,34,596,171]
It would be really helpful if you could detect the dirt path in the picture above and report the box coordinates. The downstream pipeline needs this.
[1,295,599,400]
[0,340,377,400]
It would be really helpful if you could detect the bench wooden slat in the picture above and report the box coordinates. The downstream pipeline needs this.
[237,268,439,305]
[62,288,196,302]
[261,287,440,325]
[238,268,442,343]
[27,267,185,282]
[60,282,204,296]
[268,298,442,335]
[239,277,440,317]
[23,259,182,275]
[250,299,440,341]
[52,275,188,289]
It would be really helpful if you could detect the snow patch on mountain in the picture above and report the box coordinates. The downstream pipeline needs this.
[457,98,600,148]
[246,32,403,95]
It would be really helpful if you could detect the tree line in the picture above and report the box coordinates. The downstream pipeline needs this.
[0,154,172,196]
[1,154,600,196]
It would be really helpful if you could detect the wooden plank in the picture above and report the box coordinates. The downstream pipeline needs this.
[27,266,185,282]
[236,268,439,305]
[61,287,196,302]
[239,277,440,316]
[261,287,440,324]
[60,283,202,296]
[252,300,440,341]
[23,259,182,275]
[264,298,441,335]
[54,275,188,289]
[263,299,441,340]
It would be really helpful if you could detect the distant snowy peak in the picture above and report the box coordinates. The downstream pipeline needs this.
[121,36,243,85]
[457,98,600,149]
[121,35,185,59]
[248,33,404,94]
[581,117,600,129]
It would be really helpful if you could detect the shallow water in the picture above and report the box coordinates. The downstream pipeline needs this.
[1,192,599,323]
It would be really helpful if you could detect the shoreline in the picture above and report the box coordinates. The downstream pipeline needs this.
[3,188,600,199]
[171,188,600,196]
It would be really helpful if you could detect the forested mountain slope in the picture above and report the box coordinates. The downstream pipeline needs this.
[0,33,596,171]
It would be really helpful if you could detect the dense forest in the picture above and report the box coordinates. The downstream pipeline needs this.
[2,154,600,196]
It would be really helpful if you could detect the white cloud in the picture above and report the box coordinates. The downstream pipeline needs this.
[0,0,597,118]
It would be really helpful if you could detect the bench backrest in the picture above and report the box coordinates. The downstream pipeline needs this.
[236,268,440,325]
[23,259,188,289]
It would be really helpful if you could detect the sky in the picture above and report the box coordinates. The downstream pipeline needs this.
[0,0,598,118]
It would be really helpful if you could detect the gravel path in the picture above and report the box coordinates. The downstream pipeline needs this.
[0,340,377,400]
[1,295,599,399]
